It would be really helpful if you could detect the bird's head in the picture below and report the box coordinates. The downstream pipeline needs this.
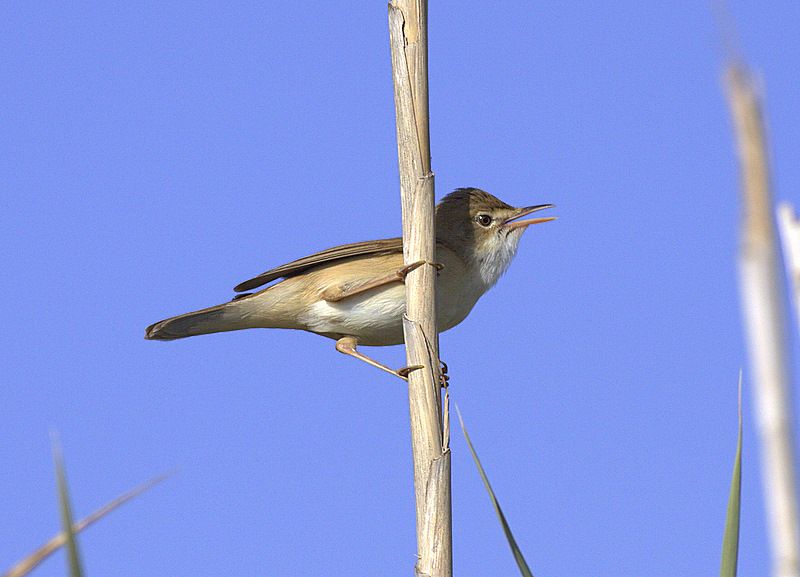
[435,187,555,286]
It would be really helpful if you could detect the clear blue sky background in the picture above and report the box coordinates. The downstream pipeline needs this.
[2,2,799,576]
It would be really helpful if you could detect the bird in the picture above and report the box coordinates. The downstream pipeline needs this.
[145,188,555,378]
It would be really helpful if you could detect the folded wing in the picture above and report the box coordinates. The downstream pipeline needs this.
[234,237,404,292]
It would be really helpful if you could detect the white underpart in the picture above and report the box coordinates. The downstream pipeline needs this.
[299,283,407,345]
[474,228,524,288]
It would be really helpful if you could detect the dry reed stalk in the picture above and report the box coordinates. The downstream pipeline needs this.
[388,1,452,575]
[726,64,800,577]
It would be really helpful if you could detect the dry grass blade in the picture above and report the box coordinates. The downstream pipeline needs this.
[720,372,743,577]
[3,473,170,577]
[456,407,534,577]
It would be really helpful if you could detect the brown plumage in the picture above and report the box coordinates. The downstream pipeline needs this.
[145,188,555,371]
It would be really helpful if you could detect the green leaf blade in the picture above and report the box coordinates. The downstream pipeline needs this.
[457,407,535,577]
[51,435,85,577]
[720,373,743,577]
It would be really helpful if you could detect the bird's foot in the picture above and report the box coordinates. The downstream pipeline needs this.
[439,359,450,388]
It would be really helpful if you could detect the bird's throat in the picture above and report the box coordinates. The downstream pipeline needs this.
[473,230,523,288]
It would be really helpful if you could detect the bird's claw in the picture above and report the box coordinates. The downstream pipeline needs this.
[439,359,450,388]
[398,360,449,387]
[397,364,425,380]
[397,261,425,280]
[397,260,445,281]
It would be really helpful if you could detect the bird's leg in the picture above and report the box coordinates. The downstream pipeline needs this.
[335,336,423,381]
[322,260,441,303]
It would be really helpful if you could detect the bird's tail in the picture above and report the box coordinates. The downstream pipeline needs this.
[145,299,257,341]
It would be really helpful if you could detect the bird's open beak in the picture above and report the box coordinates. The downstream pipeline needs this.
[504,204,557,231]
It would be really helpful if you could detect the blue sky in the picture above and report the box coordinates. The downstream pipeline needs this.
[2,2,799,576]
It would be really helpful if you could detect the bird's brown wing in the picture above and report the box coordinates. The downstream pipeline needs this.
[233,237,404,292]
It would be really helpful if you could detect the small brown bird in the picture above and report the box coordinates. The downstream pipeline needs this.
[145,188,555,377]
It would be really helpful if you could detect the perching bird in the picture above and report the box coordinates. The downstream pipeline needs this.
[145,188,555,378]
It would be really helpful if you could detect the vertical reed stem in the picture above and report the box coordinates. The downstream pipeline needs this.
[388,1,452,575]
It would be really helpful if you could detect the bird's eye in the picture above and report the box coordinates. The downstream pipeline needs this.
[476,214,492,227]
